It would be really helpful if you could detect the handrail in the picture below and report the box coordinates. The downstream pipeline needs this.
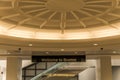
[30,62,66,80]
[22,62,38,70]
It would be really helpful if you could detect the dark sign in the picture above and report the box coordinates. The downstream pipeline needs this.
[32,55,86,62]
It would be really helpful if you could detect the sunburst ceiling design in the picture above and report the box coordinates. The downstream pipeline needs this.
[0,0,120,39]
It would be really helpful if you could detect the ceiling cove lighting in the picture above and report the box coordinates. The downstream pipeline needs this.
[0,21,120,40]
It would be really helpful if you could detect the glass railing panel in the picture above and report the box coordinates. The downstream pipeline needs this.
[30,62,66,80]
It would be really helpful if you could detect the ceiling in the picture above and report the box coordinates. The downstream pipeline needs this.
[0,0,120,54]
[0,0,120,30]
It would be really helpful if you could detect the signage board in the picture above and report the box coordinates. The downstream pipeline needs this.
[32,55,86,62]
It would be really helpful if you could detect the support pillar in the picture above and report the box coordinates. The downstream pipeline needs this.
[96,56,112,80]
[6,57,22,80]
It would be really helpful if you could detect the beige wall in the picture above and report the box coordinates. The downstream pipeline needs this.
[79,68,95,80]
[113,66,120,80]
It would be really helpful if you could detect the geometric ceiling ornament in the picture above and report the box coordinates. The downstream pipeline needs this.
[0,0,120,39]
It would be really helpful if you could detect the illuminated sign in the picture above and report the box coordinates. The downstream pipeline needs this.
[32,55,86,62]
[47,74,76,77]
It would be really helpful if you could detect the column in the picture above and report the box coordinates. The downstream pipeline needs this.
[96,56,112,80]
[6,57,22,80]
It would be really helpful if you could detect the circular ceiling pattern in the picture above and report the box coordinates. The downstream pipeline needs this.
[0,0,120,40]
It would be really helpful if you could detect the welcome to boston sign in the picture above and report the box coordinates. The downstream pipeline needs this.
[32,51,86,62]
[32,55,86,62]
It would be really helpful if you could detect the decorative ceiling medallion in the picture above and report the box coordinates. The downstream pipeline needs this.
[46,0,85,11]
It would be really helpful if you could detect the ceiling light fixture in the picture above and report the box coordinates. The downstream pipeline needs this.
[7,52,10,54]
[75,52,78,54]
[46,52,49,54]
[113,51,117,54]
[93,43,98,46]
[61,49,64,51]
[28,44,33,47]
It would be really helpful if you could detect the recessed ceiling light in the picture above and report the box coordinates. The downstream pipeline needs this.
[93,43,98,46]
[46,52,49,54]
[28,44,33,46]
[75,52,78,54]
[113,51,117,54]
[7,52,10,54]
[61,49,64,51]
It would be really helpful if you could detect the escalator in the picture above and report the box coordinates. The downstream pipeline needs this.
[22,62,91,80]
[31,63,66,80]
[30,63,86,80]
[22,62,58,80]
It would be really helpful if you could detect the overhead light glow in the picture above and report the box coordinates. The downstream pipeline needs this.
[28,44,33,47]
[61,49,65,51]
[113,51,117,54]
[0,21,120,40]
[8,29,35,39]
[93,43,98,46]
